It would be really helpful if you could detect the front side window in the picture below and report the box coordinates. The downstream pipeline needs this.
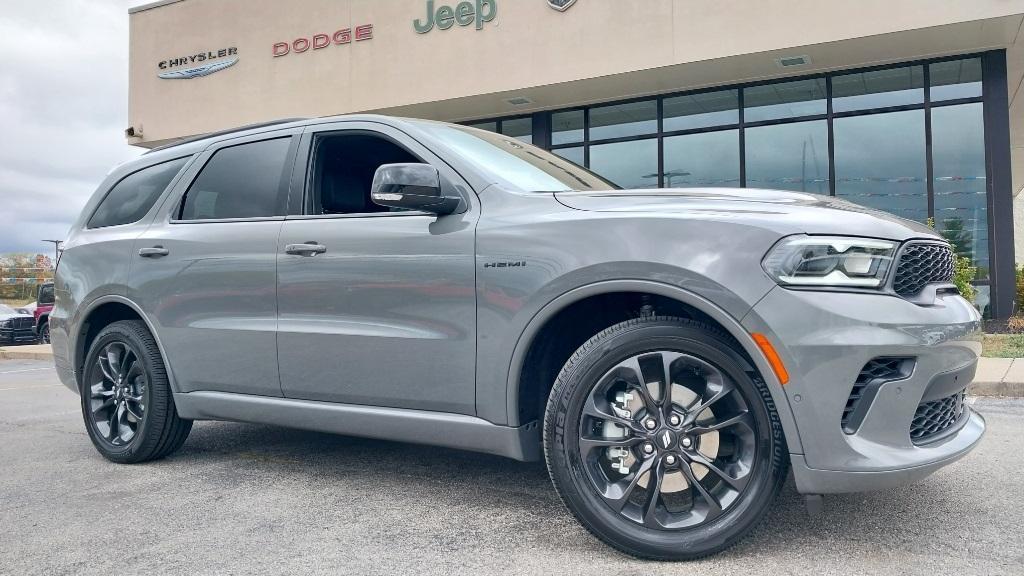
[88,157,189,228]
[179,137,292,220]
[309,133,421,215]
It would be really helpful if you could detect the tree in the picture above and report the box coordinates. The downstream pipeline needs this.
[0,253,54,302]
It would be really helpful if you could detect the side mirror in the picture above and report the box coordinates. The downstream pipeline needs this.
[370,163,460,215]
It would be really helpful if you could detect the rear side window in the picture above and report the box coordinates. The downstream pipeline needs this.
[179,137,292,220]
[87,157,189,228]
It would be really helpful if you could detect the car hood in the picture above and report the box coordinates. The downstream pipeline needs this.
[554,187,939,241]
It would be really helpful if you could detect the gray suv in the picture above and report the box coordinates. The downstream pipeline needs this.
[51,116,984,560]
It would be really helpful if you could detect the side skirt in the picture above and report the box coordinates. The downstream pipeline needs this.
[174,391,542,462]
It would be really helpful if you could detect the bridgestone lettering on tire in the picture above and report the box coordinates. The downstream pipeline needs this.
[543,316,787,560]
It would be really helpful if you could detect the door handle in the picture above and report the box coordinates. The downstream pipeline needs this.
[285,242,327,256]
[138,246,170,258]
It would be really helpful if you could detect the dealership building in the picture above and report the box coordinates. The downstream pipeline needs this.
[128,0,1024,317]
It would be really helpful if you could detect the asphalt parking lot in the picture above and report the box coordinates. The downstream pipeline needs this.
[1,359,1022,575]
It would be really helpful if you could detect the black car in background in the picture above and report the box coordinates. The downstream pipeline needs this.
[0,303,37,345]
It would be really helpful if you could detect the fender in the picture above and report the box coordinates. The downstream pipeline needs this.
[71,294,183,396]
[503,278,804,455]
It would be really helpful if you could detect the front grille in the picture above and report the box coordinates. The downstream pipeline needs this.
[892,242,954,297]
[910,389,967,444]
[9,317,34,330]
[843,357,913,434]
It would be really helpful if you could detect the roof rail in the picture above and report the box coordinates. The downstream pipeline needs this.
[143,118,307,154]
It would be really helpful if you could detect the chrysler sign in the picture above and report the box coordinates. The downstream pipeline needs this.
[158,47,238,79]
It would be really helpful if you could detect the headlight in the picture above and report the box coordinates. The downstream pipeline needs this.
[763,235,897,289]
[0,320,10,328]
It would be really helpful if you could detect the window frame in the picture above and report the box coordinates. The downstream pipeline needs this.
[286,122,474,221]
[85,155,193,230]
[170,130,301,225]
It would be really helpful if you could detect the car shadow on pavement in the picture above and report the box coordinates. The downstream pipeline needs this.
[155,420,967,560]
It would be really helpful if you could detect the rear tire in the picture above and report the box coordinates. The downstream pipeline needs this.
[543,316,787,560]
[80,320,192,463]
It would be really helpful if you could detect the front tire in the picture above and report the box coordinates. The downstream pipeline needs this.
[38,321,50,344]
[543,316,787,560]
[80,320,192,463]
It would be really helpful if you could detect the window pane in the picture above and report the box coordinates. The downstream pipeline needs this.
[930,58,983,101]
[466,121,498,133]
[88,157,189,228]
[745,120,829,194]
[831,65,924,112]
[744,79,826,122]
[589,138,658,189]
[589,100,657,140]
[553,146,584,166]
[551,110,584,145]
[663,90,739,131]
[180,138,291,220]
[663,129,740,188]
[933,103,988,278]
[834,110,926,222]
[501,117,533,144]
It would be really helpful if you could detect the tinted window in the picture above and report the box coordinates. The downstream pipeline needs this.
[932,103,988,278]
[37,284,54,305]
[744,79,827,122]
[834,109,927,222]
[589,138,658,189]
[930,58,983,101]
[745,120,829,194]
[831,65,924,112]
[663,129,740,187]
[311,134,419,215]
[589,100,657,140]
[551,110,584,145]
[87,157,189,228]
[500,117,533,144]
[663,89,739,131]
[179,138,292,220]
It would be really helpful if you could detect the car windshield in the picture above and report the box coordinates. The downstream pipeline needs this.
[412,122,617,192]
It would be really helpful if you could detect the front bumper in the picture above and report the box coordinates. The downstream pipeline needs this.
[743,287,985,494]
[0,327,39,344]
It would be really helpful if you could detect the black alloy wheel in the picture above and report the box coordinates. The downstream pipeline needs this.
[81,320,192,463]
[544,316,787,560]
[39,322,50,344]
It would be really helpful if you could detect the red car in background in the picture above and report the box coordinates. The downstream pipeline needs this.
[34,282,54,344]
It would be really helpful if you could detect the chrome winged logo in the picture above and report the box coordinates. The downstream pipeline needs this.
[547,0,577,11]
[158,57,238,80]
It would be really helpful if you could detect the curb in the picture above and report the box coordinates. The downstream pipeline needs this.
[967,380,1024,397]
[0,346,54,362]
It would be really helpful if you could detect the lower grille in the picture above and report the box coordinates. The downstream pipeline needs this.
[910,390,967,444]
[843,357,914,434]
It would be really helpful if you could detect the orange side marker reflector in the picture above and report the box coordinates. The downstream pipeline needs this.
[752,333,790,385]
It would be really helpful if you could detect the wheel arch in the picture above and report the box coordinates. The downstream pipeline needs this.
[505,279,803,454]
[72,295,180,395]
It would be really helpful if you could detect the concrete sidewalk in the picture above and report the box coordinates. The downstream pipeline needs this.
[2,345,1023,396]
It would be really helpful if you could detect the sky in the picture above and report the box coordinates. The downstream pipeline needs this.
[0,1,150,255]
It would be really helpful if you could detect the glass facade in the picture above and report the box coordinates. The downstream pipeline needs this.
[464,54,998,302]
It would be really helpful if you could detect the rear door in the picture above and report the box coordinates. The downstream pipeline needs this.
[275,122,479,414]
[131,129,300,397]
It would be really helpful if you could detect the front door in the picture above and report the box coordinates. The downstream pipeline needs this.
[276,123,478,414]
